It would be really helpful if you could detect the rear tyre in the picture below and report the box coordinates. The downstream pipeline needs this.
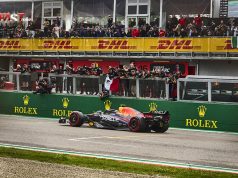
[128,117,146,132]
[151,120,169,133]
[69,111,85,127]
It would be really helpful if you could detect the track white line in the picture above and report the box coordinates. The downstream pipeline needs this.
[69,139,139,148]
[69,135,140,141]
[0,143,237,174]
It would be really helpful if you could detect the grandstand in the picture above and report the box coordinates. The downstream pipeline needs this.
[0,0,237,132]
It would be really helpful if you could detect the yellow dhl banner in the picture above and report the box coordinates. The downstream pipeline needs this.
[0,38,236,53]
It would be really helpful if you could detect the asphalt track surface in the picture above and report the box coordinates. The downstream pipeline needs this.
[0,115,237,173]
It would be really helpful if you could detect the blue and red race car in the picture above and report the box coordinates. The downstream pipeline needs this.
[59,106,170,133]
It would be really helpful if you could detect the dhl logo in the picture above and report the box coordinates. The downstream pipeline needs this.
[150,40,201,50]
[39,40,78,49]
[214,40,238,50]
[223,40,236,50]
[92,40,136,50]
[0,40,22,49]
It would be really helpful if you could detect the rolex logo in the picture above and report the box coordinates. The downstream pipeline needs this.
[104,100,112,110]
[197,105,207,118]
[149,102,157,112]
[23,95,30,106]
[62,98,69,108]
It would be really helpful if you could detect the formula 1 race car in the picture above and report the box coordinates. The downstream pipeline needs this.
[59,106,170,133]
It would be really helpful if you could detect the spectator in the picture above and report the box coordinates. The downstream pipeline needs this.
[20,29,28,38]
[12,64,22,72]
[147,27,158,37]
[50,65,64,93]
[140,26,147,37]
[178,15,186,28]
[167,73,177,101]
[1,14,237,38]
[21,64,31,91]
[194,14,202,29]
[33,78,52,94]
[171,15,178,29]
[166,20,174,37]
[53,24,60,38]
[107,15,113,28]
[127,28,132,37]
[43,18,50,37]
[120,28,127,37]
[131,26,140,37]
[217,20,227,36]
[128,62,137,96]
[233,25,238,37]
[88,63,102,95]
[65,64,74,94]
[173,24,182,37]
[27,20,35,38]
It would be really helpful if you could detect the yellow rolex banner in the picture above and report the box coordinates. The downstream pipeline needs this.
[0,38,237,53]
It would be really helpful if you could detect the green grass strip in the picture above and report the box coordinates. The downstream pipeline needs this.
[0,147,237,178]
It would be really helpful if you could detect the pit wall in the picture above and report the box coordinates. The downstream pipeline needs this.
[0,91,237,133]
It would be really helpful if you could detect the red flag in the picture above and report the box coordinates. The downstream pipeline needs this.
[110,78,119,92]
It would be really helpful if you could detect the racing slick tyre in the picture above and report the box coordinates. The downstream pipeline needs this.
[128,117,146,132]
[69,111,85,127]
[151,119,169,133]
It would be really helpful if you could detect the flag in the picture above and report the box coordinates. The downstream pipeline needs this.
[104,76,119,92]
[110,77,119,92]
[232,37,238,48]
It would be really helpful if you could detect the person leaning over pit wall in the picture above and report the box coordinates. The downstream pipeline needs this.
[33,78,52,94]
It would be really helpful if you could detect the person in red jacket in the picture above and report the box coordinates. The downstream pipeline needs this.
[131,26,140,37]
[194,14,202,27]
[178,15,186,28]
[194,14,202,34]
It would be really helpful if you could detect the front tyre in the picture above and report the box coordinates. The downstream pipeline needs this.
[128,117,145,132]
[69,111,85,127]
[151,120,169,133]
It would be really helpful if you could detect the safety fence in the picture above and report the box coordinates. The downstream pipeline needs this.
[0,71,169,100]
[177,76,238,103]
[1,71,238,103]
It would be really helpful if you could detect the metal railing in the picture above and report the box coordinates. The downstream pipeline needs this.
[2,71,238,103]
[177,76,238,103]
[48,73,169,100]
[0,71,169,100]
[48,73,101,95]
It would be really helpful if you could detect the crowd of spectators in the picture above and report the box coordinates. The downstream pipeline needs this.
[1,15,238,38]
[12,62,181,79]
[10,62,180,99]
[166,15,238,37]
